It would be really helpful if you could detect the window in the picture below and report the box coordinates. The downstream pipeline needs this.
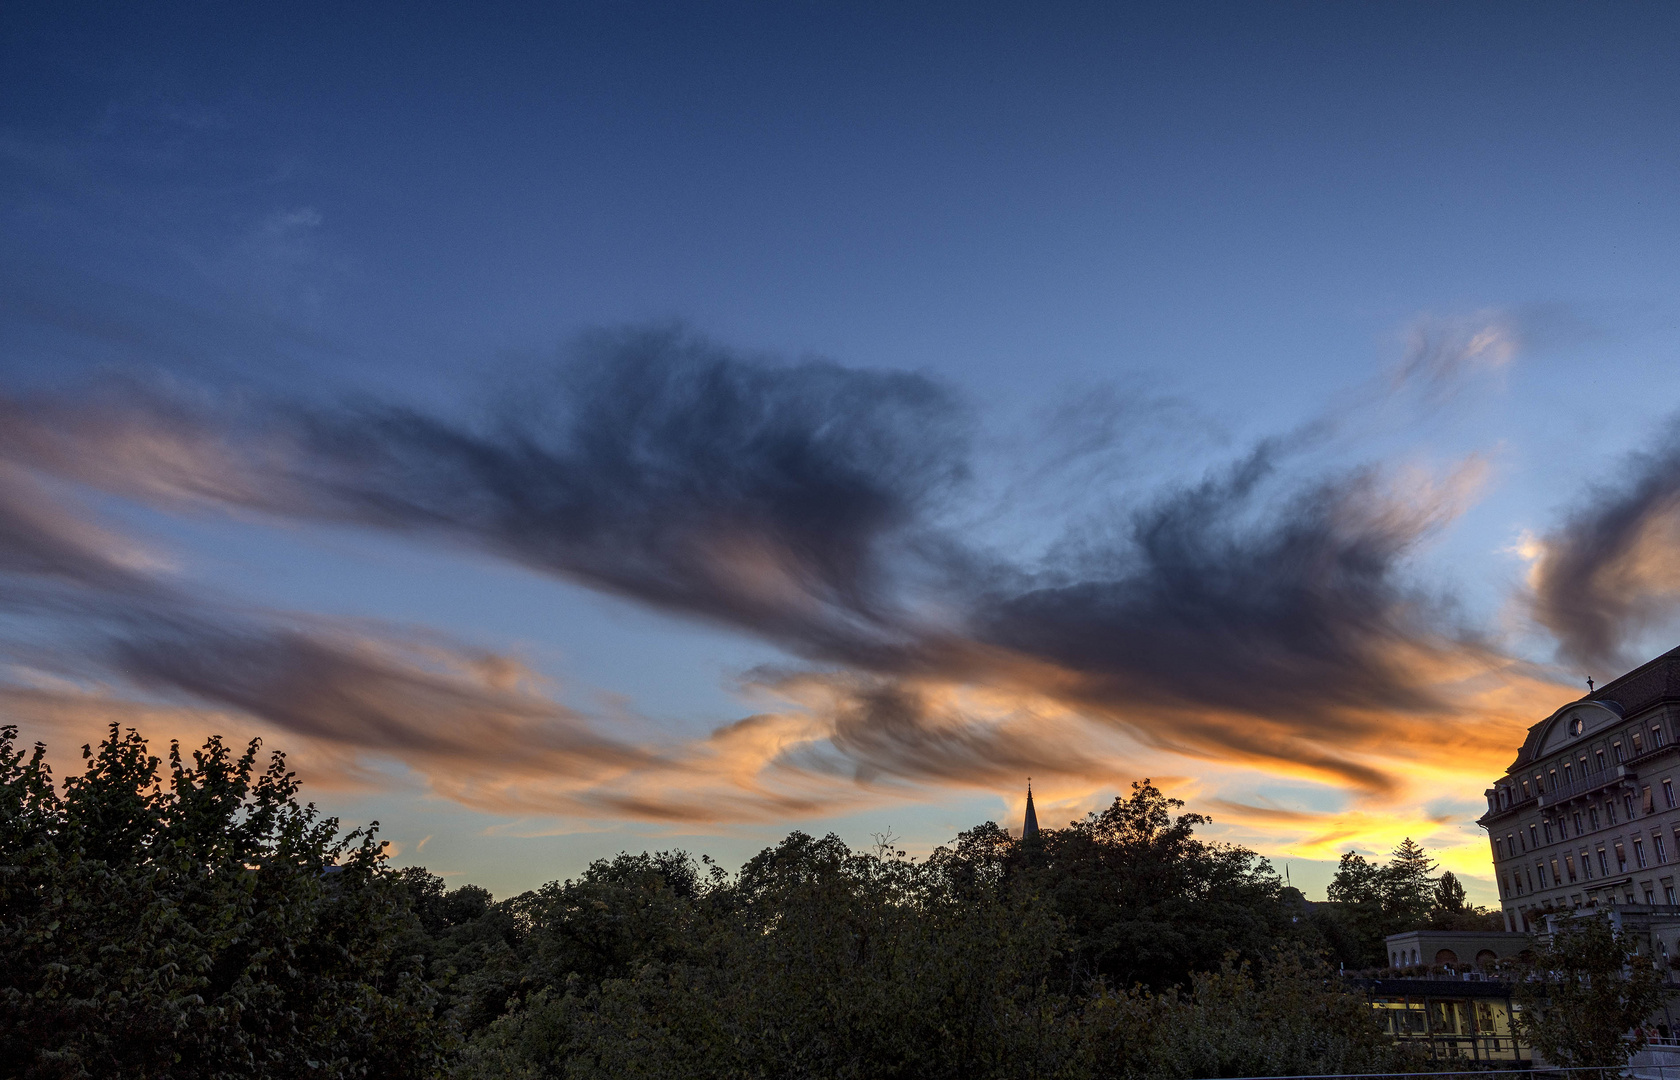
[1634,732,1646,754]
[1575,811,1585,835]
[1659,834,1670,863]
[1541,862,1551,887]
[1581,755,1590,774]
[1599,848,1610,875]
[1591,806,1602,829]
[1616,741,1626,763]
[1550,769,1560,791]
[1597,749,1607,771]
[1655,726,1668,748]
[1609,800,1619,825]
[1635,838,1648,868]
[1494,837,1503,859]
[1522,779,1532,797]
[1566,854,1578,882]
[1617,841,1628,872]
[1668,885,1677,906]
[1645,786,1656,814]
[1545,820,1556,843]
[1509,832,1517,854]
[1626,793,1638,819]
[1582,848,1593,879]
[1668,780,1677,809]
[1527,868,1536,891]
[1647,888,1656,904]
[1530,824,1540,847]
[1564,763,1575,785]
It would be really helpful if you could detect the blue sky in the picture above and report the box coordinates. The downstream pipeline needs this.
[4,2,1680,901]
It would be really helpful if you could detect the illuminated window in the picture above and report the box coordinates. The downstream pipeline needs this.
[1566,855,1578,882]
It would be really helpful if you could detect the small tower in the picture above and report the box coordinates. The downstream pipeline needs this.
[1022,779,1039,840]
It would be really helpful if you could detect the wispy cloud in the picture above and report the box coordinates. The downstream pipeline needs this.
[0,325,1586,831]
[1527,415,1680,674]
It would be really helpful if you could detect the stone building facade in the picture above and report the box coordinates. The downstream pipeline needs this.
[1480,645,1680,939]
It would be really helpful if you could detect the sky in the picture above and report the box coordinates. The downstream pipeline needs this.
[4,2,1680,903]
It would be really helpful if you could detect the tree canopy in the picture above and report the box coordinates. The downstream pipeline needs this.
[0,727,1469,1078]
[0,724,445,1080]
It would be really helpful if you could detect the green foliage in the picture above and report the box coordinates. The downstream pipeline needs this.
[4,724,1439,1078]
[1322,839,1502,967]
[0,724,445,1080]
[1074,951,1418,1080]
[1515,913,1667,1070]
[950,780,1308,991]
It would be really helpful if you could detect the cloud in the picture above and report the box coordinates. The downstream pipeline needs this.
[1391,310,1519,400]
[0,325,1580,826]
[1528,415,1680,673]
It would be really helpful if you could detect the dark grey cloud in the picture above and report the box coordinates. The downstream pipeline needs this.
[0,327,1545,799]
[0,455,646,787]
[1531,416,1680,673]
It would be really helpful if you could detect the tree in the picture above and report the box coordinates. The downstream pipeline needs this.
[1381,838,1438,930]
[0,725,445,1080]
[1434,870,1467,913]
[1025,780,1304,990]
[1515,913,1666,1071]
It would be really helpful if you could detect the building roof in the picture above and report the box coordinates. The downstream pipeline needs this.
[1508,643,1680,772]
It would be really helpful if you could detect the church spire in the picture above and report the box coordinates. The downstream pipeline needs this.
[1022,779,1039,840]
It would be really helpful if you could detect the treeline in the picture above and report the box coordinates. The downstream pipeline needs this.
[2,725,1486,1079]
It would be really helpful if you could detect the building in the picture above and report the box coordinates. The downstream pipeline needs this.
[1354,976,1528,1064]
[1480,645,1680,932]
[1383,929,1530,971]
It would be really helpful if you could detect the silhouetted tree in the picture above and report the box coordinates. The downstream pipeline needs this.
[0,725,445,1080]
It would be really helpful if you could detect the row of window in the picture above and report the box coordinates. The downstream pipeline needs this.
[1494,722,1669,808]
[1512,882,1677,925]
[1492,779,1676,859]
[1499,828,1680,897]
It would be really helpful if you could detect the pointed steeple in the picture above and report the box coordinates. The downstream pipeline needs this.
[1022,779,1039,840]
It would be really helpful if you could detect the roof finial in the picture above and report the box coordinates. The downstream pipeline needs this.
[1588,676,1595,692]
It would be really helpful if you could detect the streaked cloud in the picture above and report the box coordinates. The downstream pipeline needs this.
[0,325,1596,841]
[1527,414,1680,673]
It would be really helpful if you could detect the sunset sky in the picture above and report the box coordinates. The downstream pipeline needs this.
[5,3,1680,902]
